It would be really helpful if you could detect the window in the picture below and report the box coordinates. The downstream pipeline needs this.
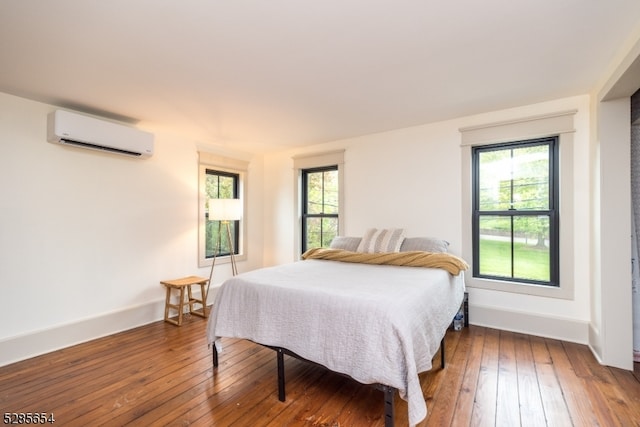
[205,169,239,258]
[198,152,248,268]
[293,150,344,256]
[473,137,559,286]
[301,166,339,252]
[460,110,576,299]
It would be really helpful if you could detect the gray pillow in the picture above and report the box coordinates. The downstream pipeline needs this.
[329,236,362,252]
[400,237,449,253]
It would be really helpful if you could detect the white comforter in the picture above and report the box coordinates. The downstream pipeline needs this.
[207,259,465,426]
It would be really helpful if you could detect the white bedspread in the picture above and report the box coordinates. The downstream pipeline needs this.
[207,259,465,426]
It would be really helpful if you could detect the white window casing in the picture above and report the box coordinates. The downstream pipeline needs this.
[460,110,577,299]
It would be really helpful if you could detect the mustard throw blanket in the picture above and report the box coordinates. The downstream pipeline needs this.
[302,248,469,275]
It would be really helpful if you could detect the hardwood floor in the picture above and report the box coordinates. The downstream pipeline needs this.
[1,314,639,426]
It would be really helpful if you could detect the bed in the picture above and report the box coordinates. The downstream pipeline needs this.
[206,236,467,426]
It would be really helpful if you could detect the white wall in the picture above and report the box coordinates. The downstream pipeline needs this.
[0,92,264,366]
[2,57,636,369]
[263,95,593,345]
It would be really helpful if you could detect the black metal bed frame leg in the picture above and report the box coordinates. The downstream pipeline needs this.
[383,385,395,427]
[212,345,219,368]
[277,348,286,402]
[440,336,446,368]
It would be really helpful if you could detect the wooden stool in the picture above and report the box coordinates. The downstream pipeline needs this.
[160,275,209,326]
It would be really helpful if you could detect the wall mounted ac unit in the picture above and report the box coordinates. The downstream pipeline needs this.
[47,110,154,158]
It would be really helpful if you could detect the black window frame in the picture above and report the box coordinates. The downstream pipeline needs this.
[205,169,240,259]
[472,136,560,287]
[301,165,339,253]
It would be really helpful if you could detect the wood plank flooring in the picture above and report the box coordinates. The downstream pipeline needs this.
[1,314,639,426]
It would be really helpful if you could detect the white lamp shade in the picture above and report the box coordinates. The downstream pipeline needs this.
[208,198,242,221]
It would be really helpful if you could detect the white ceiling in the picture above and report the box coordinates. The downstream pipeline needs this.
[1,1,640,153]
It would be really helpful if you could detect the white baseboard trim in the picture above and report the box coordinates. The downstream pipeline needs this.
[0,299,165,367]
[470,303,590,344]
[1,290,588,368]
[588,323,604,364]
[0,285,221,367]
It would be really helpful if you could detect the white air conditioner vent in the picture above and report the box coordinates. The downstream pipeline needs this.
[47,110,154,158]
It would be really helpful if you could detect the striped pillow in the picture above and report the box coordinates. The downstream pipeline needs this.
[356,228,405,253]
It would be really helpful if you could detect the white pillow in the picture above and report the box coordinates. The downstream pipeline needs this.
[356,228,405,253]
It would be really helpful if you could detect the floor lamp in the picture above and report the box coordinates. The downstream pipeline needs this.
[206,198,242,302]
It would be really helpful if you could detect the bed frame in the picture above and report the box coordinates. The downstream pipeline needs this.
[212,337,446,427]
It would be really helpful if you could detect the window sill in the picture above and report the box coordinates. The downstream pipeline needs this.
[199,253,247,269]
[466,275,573,300]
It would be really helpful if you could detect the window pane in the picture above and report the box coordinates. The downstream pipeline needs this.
[206,221,227,257]
[305,217,322,249]
[321,217,338,246]
[205,173,219,198]
[206,171,237,199]
[306,170,339,214]
[305,217,338,250]
[478,215,551,282]
[218,175,235,199]
[478,144,549,211]
[206,221,218,258]
[478,149,512,211]
[206,219,239,257]
[478,216,512,277]
[512,145,549,210]
[513,215,550,281]
[306,172,324,214]
[322,170,339,214]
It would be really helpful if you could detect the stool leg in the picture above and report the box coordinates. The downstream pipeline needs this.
[164,286,171,323]
[200,283,208,317]
[177,287,185,326]
[187,284,195,315]
[187,283,207,318]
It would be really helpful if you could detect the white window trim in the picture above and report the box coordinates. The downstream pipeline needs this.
[198,151,249,268]
[459,110,577,299]
[292,150,345,258]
